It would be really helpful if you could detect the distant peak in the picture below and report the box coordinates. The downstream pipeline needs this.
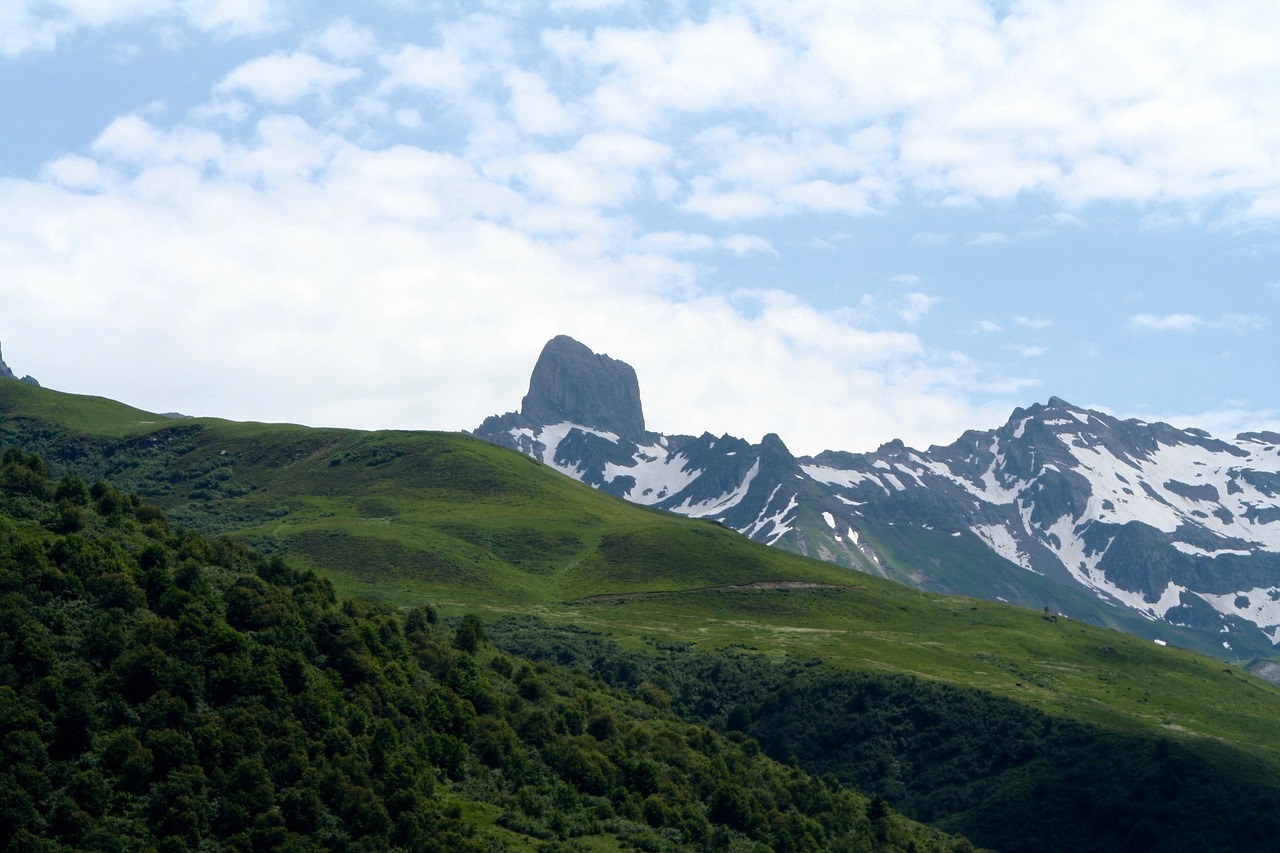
[876,438,908,456]
[1045,396,1075,409]
[520,336,646,439]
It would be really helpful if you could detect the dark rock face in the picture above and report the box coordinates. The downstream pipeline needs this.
[520,335,645,440]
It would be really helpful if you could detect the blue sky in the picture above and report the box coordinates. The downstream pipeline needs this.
[2,1,1279,455]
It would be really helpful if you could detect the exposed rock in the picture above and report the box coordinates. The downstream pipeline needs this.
[519,335,646,440]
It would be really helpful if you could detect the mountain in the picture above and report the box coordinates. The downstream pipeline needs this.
[8,363,1280,850]
[474,337,1280,661]
[0,341,39,386]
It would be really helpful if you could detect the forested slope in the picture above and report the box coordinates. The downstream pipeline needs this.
[0,448,965,851]
[493,620,1280,852]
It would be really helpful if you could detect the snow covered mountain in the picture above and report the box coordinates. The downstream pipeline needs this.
[474,336,1280,661]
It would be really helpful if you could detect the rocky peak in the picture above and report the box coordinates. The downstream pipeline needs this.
[519,335,646,440]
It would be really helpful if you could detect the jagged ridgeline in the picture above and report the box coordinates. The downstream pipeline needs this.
[9,364,1280,851]
[0,449,964,851]
[474,337,1280,663]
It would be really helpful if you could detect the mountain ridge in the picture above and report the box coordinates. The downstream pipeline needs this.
[474,336,1280,662]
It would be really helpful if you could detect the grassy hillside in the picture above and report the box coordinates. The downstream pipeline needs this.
[6,378,1280,850]
[0,449,962,851]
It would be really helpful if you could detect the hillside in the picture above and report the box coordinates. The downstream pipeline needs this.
[0,447,963,851]
[7,377,1280,849]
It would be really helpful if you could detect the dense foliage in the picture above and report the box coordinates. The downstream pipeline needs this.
[0,448,965,851]
[490,619,1280,853]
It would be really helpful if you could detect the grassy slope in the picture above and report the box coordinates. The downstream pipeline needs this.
[4,378,1280,762]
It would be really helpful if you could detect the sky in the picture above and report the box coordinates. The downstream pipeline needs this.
[2,0,1279,456]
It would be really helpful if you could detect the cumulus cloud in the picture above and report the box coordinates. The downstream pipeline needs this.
[215,52,363,105]
[0,106,1027,455]
[304,17,379,61]
[9,1,1280,454]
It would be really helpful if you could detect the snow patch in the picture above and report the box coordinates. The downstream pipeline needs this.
[801,465,872,488]
[603,445,702,506]
[672,461,759,518]
[1170,542,1253,558]
[1197,587,1280,632]
[971,524,1033,571]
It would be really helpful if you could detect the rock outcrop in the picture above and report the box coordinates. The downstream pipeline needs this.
[519,335,645,440]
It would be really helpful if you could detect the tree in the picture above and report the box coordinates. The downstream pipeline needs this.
[453,614,486,653]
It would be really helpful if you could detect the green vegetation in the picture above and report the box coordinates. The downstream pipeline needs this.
[0,448,964,851]
[491,619,1280,852]
[7,378,1280,850]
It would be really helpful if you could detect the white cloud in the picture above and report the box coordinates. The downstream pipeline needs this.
[968,231,1011,246]
[542,2,1280,223]
[1129,313,1266,333]
[379,44,472,95]
[722,234,776,257]
[0,102,1033,456]
[305,17,379,61]
[42,154,107,191]
[13,2,1280,228]
[1014,316,1053,329]
[215,52,363,105]
[486,131,672,210]
[180,0,280,35]
[507,69,575,136]
[1130,313,1208,333]
[549,0,635,12]
[14,1,1280,457]
[1012,344,1047,358]
[899,293,941,325]
[682,182,776,220]
[0,0,281,57]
